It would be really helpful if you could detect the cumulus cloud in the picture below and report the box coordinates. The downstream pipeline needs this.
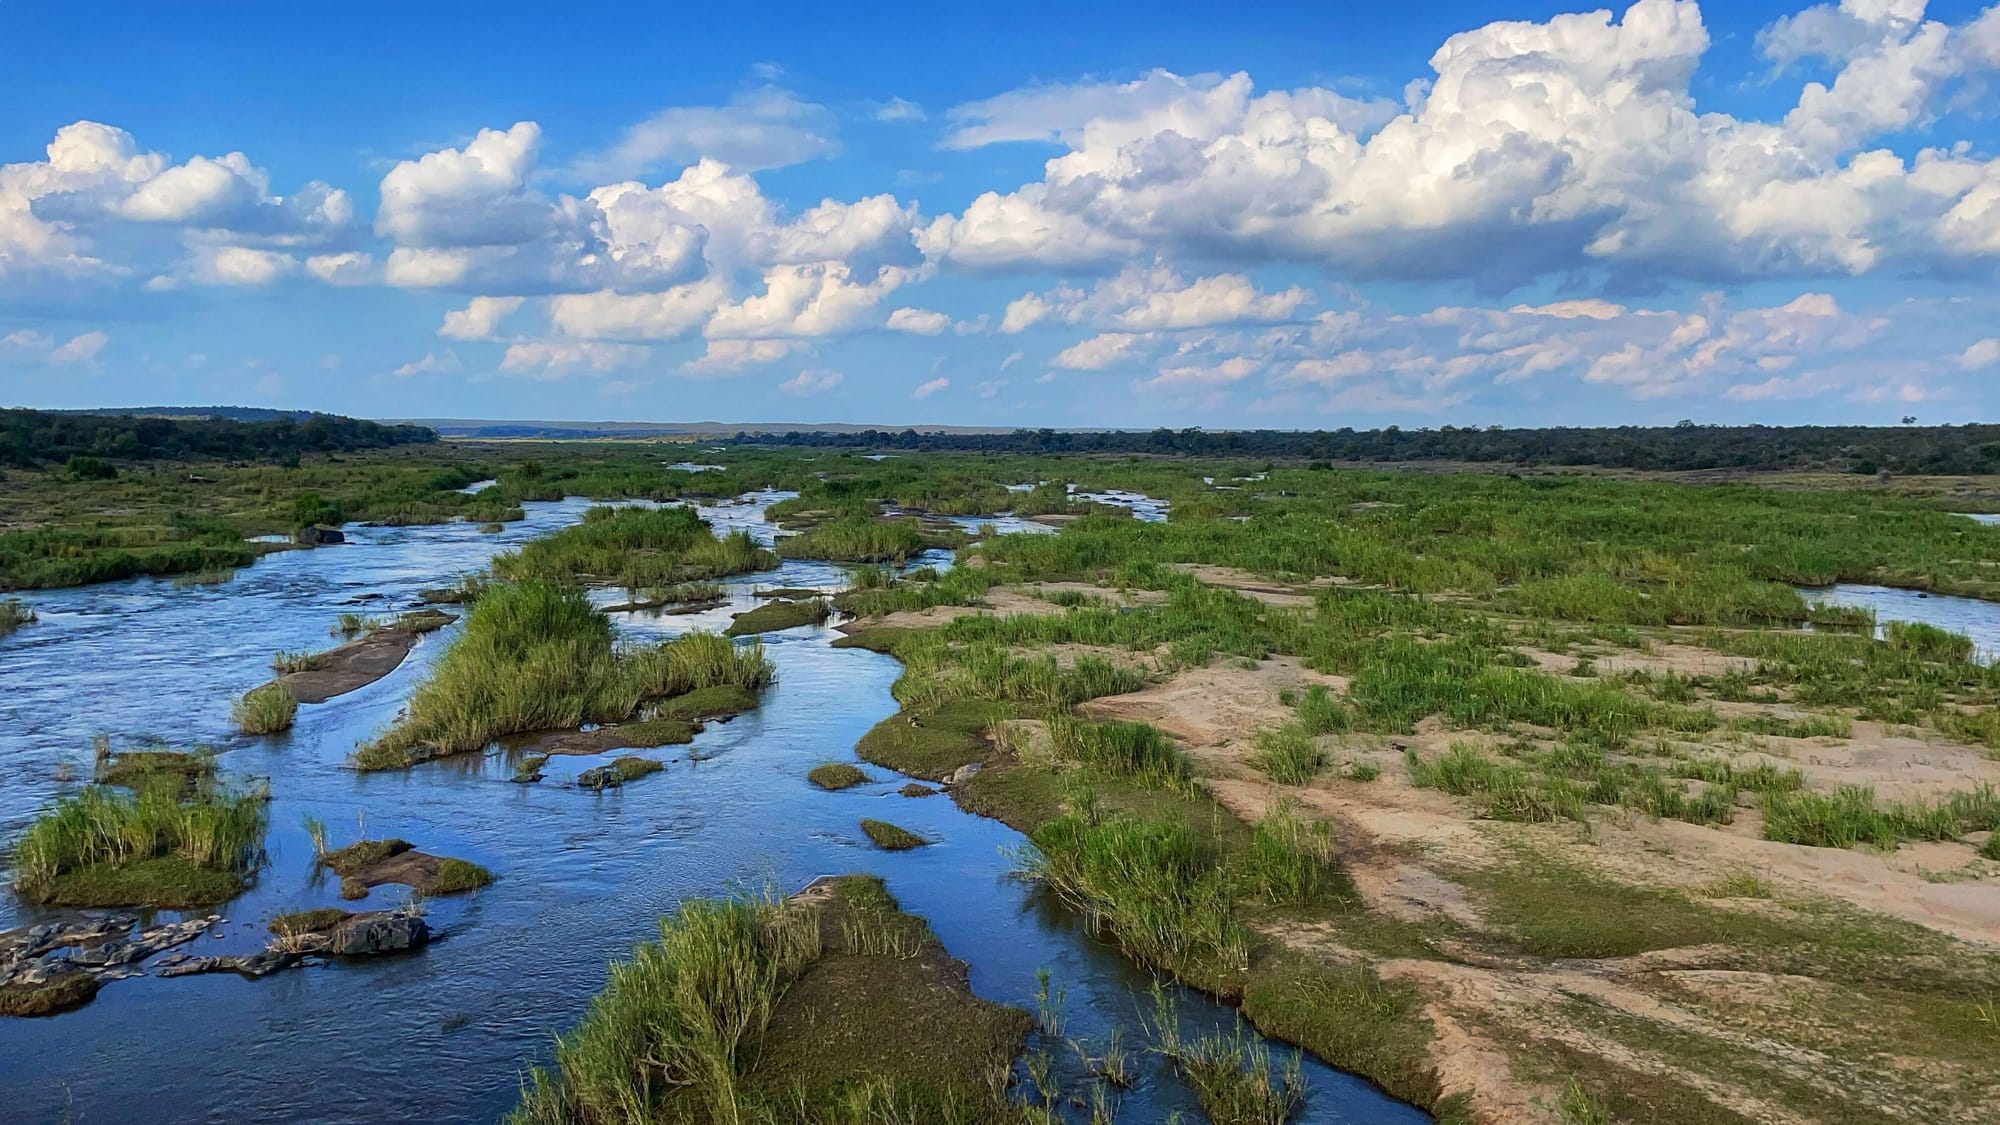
[307,252,373,286]
[911,376,949,399]
[780,368,844,395]
[923,1,2000,286]
[1008,262,1310,334]
[576,88,838,179]
[1960,336,2000,369]
[0,121,351,300]
[440,295,524,340]
[684,338,797,373]
[1053,331,1143,370]
[886,306,951,334]
[499,340,650,377]
[191,245,297,286]
[390,350,462,378]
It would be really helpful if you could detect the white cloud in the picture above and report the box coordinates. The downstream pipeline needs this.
[499,340,650,377]
[999,293,1052,334]
[576,88,838,179]
[911,376,949,399]
[886,306,951,334]
[439,296,524,340]
[706,262,916,339]
[780,368,844,395]
[549,280,729,342]
[390,350,461,378]
[50,330,108,366]
[1053,331,1144,370]
[191,245,296,286]
[1001,350,1024,370]
[376,122,554,249]
[306,252,373,286]
[1960,336,2000,369]
[684,338,797,373]
[923,1,2000,285]
[875,98,926,123]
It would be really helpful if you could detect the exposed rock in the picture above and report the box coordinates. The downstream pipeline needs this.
[295,525,345,545]
[156,951,299,979]
[943,763,982,787]
[324,909,430,956]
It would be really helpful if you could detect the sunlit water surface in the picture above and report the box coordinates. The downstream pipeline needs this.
[0,493,1422,1124]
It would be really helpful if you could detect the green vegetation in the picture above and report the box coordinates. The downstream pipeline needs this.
[321,838,413,874]
[0,406,433,469]
[507,877,1029,1125]
[0,971,101,1017]
[232,682,298,734]
[94,744,216,791]
[725,597,831,636]
[0,597,35,635]
[494,505,774,586]
[353,579,771,769]
[855,700,1004,780]
[270,907,351,935]
[578,756,665,791]
[11,776,268,908]
[1760,784,2000,850]
[428,857,495,893]
[859,818,929,850]
[777,516,931,563]
[1147,986,1305,1125]
[807,762,869,790]
[1248,724,1325,786]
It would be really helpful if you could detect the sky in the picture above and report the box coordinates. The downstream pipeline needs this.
[4,0,1999,428]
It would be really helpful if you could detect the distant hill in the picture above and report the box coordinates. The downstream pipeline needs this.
[51,406,327,424]
[0,407,436,468]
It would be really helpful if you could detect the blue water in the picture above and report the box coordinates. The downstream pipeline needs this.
[0,494,1425,1125]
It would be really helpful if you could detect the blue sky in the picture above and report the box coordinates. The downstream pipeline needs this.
[4,0,1998,427]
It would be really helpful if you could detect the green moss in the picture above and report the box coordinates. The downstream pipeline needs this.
[725,597,832,637]
[829,626,916,654]
[270,907,352,935]
[95,748,215,790]
[860,819,929,850]
[0,971,100,1017]
[1240,954,1444,1108]
[808,763,870,790]
[579,756,664,791]
[855,700,1003,781]
[425,857,494,894]
[41,855,251,909]
[649,683,760,722]
[322,838,413,875]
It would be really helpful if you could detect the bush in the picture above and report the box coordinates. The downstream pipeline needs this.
[232,682,297,734]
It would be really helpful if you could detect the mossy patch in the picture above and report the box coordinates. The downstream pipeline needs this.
[322,838,414,875]
[95,749,215,791]
[725,597,830,637]
[40,855,250,909]
[859,819,929,850]
[855,700,1004,781]
[0,971,100,1018]
[1239,953,1444,1109]
[808,762,869,790]
[270,907,353,935]
[579,756,664,791]
[830,626,915,654]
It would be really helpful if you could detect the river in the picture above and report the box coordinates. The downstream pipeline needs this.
[0,492,1423,1124]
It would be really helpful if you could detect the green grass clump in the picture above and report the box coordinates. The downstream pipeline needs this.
[1237,801,1341,907]
[1884,620,1976,663]
[1405,744,1584,824]
[1148,986,1305,1125]
[855,700,1002,780]
[777,516,929,563]
[0,597,35,636]
[725,598,831,637]
[494,504,776,586]
[1248,724,1325,786]
[1240,956,1445,1109]
[426,857,495,893]
[1761,783,2000,850]
[321,838,413,875]
[354,580,771,769]
[506,893,822,1125]
[1296,684,1350,734]
[1045,716,1191,788]
[579,756,665,791]
[11,780,268,907]
[270,907,351,935]
[94,747,216,791]
[1020,812,1249,979]
[271,648,319,674]
[808,763,869,790]
[233,681,298,734]
[860,819,929,850]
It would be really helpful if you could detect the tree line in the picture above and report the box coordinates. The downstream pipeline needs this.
[726,422,2000,474]
[0,408,436,469]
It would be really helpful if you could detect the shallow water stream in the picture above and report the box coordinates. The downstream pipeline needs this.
[0,494,1423,1124]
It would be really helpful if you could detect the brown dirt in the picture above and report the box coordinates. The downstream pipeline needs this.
[280,611,455,704]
